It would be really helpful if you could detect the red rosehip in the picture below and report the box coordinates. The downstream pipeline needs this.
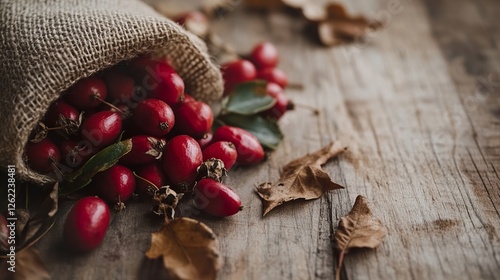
[194,178,242,217]
[59,139,95,169]
[161,135,202,192]
[135,163,168,197]
[65,76,107,110]
[174,101,213,139]
[119,135,166,166]
[197,133,213,149]
[103,71,136,104]
[257,68,288,88]
[183,93,196,103]
[80,111,122,148]
[250,42,279,70]
[213,126,264,166]
[25,138,61,173]
[63,196,110,253]
[44,100,80,128]
[93,165,135,204]
[222,59,257,96]
[133,99,175,137]
[261,83,292,120]
[202,141,237,170]
[129,57,184,106]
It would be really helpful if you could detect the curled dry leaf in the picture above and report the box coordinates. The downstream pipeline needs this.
[333,195,387,280]
[145,217,222,280]
[0,183,58,279]
[256,142,346,216]
[317,3,383,46]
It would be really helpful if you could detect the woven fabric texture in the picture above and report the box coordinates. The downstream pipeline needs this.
[0,0,223,184]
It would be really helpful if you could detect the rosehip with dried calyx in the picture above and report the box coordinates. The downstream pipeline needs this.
[80,111,122,148]
[257,68,288,88]
[119,135,166,166]
[133,99,175,137]
[135,163,169,198]
[249,42,279,70]
[25,138,61,174]
[161,135,202,192]
[93,165,136,209]
[261,83,293,120]
[44,100,81,133]
[213,126,265,166]
[194,178,242,217]
[202,141,237,171]
[222,59,257,96]
[63,196,110,253]
[174,101,214,139]
[64,76,108,110]
[59,139,95,169]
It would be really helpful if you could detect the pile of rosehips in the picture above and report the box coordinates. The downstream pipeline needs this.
[23,54,270,252]
[222,42,293,120]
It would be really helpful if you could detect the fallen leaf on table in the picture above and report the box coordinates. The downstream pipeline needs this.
[256,141,346,216]
[317,3,382,46]
[0,247,50,280]
[0,184,58,279]
[145,218,221,280]
[333,195,387,280]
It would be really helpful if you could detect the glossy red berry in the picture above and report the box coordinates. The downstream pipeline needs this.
[174,101,213,139]
[133,99,175,137]
[213,126,264,166]
[222,59,257,96]
[257,68,288,88]
[93,165,136,204]
[103,71,136,103]
[197,133,213,149]
[182,93,196,103]
[80,111,122,148]
[119,135,166,166]
[59,139,95,169]
[65,76,107,110]
[202,141,237,170]
[135,163,168,197]
[44,100,80,128]
[25,138,61,173]
[261,83,292,120]
[194,178,242,217]
[129,57,184,106]
[250,42,279,70]
[63,196,110,253]
[161,135,202,192]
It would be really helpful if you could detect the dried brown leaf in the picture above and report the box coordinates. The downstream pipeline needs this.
[318,3,382,46]
[145,218,221,280]
[333,195,387,280]
[1,248,50,280]
[256,141,346,216]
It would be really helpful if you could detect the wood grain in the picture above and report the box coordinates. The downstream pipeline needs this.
[35,0,500,279]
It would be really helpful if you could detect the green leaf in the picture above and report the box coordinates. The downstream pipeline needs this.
[222,81,276,115]
[218,114,283,150]
[59,139,133,195]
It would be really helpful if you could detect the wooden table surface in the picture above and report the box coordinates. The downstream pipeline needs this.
[36,0,500,279]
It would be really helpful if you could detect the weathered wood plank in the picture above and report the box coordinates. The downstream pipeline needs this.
[34,0,500,279]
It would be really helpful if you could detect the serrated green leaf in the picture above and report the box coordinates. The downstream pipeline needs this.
[222,81,276,115]
[218,114,283,150]
[59,139,133,195]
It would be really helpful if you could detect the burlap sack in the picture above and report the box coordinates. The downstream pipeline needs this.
[0,0,223,184]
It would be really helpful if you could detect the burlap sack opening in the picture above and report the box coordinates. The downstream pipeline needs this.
[0,0,223,184]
